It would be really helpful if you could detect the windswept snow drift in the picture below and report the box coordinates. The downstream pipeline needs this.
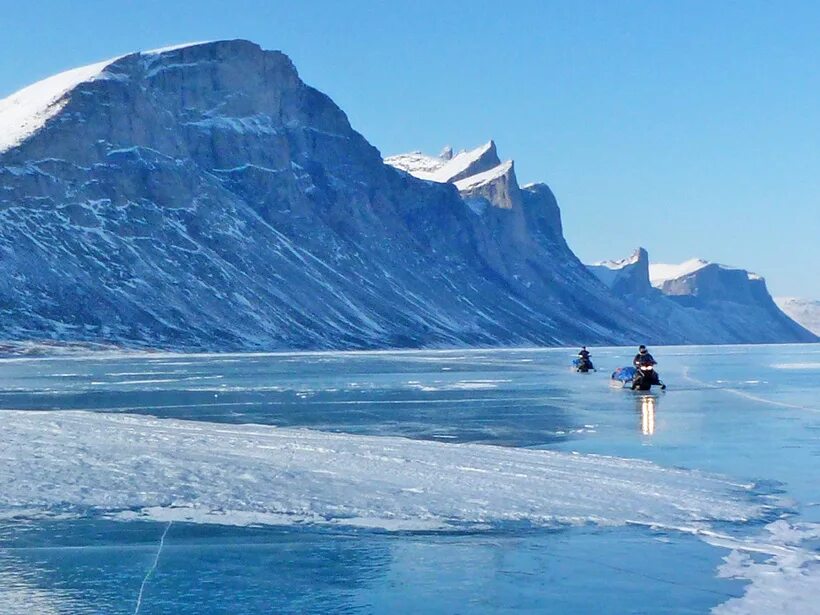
[0,410,768,531]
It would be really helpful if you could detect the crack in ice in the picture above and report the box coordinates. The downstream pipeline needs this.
[134,521,172,615]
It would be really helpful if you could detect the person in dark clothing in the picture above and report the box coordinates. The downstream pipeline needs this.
[633,345,656,368]
[577,346,594,371]
[631,345,665,389]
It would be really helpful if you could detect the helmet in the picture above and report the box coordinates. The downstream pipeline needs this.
[639,345,647,353]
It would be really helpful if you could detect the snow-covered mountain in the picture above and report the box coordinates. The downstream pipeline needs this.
[774,298,820,336]
[0,40,813,350]
[0,40,658,350]
[589,250,817,343]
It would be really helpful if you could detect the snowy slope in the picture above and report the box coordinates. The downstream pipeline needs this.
[649,259,711,287]
[0,59,118,152]
[454,160,514,191]
[0,42,212,153]
[386,141,502,184]
[649,259,762,288]
[775,298,820,335]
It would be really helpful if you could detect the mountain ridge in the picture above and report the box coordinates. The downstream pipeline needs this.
[588,248,816,343]
[0,40,815,350]
[0,40,655,350]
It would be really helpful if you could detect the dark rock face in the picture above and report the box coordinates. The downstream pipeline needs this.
[0,40,650,350]
[588,248,654,298]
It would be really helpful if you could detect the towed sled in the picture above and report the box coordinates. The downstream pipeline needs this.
[572,357,595,373]
[611,365,666,391]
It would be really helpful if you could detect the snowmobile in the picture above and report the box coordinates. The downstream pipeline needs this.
[572,356,595,372]
[631,364,666,391]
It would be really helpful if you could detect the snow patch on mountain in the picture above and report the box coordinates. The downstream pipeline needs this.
[386,140,508,186]
[0,59,117,153]
[454,160,514,191]
[0,41,218,154]
[649,259,712,287]
[383,151,445,177]
[650,259,762,288]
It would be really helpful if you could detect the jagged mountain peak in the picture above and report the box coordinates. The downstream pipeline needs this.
[1,41,813,349]
[385,140,502,183]
[587,247,652,297]
[0,40,280,154]
[593,247,648,271]
[386,140,520,209]
[0,43,652,349]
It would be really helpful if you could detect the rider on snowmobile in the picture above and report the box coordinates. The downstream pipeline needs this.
[577,346,594,371]
[633,345,655,368]
[632,345,665,390]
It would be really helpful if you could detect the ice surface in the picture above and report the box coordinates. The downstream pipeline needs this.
[0,410,765,531]
[0,345,818,613]
[711,521,820,615]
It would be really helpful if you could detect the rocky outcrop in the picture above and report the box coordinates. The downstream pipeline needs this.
[0,40,651,350]
[588,248,654,298]
[589,250,818,344]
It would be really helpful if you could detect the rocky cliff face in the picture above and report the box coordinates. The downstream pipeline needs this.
[1,40,813,350]
[0,40,651,350]
[588,249,654,298]
[588,250,817,344]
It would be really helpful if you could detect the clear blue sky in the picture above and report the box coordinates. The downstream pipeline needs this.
[2,1,818,297]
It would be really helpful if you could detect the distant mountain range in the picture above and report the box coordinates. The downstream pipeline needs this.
[0,39,815,350]
[587,249,815,344]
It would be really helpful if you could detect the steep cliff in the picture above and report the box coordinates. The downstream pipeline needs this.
[0,40,648,350]
[588,250,817,343]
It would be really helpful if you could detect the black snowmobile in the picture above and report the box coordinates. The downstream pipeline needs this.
[631,363,666,391]
[573,355,595,372]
